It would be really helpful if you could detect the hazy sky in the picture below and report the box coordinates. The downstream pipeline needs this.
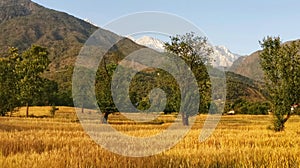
[32,0,300,55]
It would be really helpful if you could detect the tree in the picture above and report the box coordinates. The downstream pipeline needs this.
[0,47,22,116]
[164,32,213,125]
[259,37,300,131]
[0,46,57,117]
[17,45,51,117]
[95,60,118,124]
[31,78,59,106]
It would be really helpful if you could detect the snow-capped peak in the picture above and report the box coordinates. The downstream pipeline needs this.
[131,36,165,52]
[211,46,241,68]
[129,35,242,68]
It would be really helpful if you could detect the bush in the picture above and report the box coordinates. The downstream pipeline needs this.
[49,105,58,117]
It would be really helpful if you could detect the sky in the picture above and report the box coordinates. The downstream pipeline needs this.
[32,0,300,55]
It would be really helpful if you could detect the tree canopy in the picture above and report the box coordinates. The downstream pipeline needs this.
[0,45,58,117]
[164,32,213,125]
[259,37,300,131]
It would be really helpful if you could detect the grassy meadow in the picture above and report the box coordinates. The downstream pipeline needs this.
[0,106,300,167]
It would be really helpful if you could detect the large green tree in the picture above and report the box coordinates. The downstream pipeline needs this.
[164,32,213,125]
[17,45,51,117]
[0,48,21,116]
[0,46,55,117]
[259,37,300,131]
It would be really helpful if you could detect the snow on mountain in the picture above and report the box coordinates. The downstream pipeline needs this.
[131,36,165,52]
[130,36,241,68]
[211,46,241,68]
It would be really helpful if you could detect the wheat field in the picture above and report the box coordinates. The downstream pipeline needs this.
[0,107,300,168]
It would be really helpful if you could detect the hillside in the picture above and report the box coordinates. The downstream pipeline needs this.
[0,0,145,89]
[0,0,126,71]
[210,66,267,103]
[230,39,300,81]
[229,51,264,81]
[225,71,266,102]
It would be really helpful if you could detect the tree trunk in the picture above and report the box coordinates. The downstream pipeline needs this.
[283,113,291,123]
[182,113,189,126]
[274,113,291,132]
[9,107,13,117]
[102,112,109,124]
[26,103,29,118]
[81,102,84,113]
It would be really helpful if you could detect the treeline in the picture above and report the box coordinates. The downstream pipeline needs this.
[0,43,271,117]
[225,99,271,115]
[0,46,72,116]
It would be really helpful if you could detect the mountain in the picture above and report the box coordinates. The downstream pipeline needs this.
[0,0,268,108]
[0,0,143,72]
[0,0,145,89]
[0,0,38,23]
[131,36,165,52]
[229,51,264,81]
[131,36,241,68]
[225,71,266,102]
[230,39,300,81]
[0,0,98,70]
[212,46,241,68]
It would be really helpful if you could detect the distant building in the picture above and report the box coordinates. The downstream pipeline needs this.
[227,110,235,115]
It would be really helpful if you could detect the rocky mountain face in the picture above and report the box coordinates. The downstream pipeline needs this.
[0,0,40,23]
[0,0,114,71]
[212,46,241,68]
[229,51,264,81]
[131,36,241,68]
[0,0,145,92]
[229,39,300,81]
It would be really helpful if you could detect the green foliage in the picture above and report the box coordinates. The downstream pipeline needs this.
[164,32,213,125]
[95,62,118,114]
[17,46,51,107]
[32,78,58,106]
[225,71,267,102]
[0,47,21,116]
[54,90,73,106]
[0,46,58,116]
[95,63,182,115]
[164,32,213,113]
[130,69,181,114]
[43,66,74,106]
[259,36,300,131]
[164,32,212,68]
[225,99,270,115]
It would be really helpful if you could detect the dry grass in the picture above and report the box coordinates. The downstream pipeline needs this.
[13,106,77,120]
[1,107,300,167]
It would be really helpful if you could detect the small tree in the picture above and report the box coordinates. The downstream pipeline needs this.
[95,61,118,124]
[259,37,300,131]
[49,104,58,117]
[164,32,213,125]
[17,45,50,117]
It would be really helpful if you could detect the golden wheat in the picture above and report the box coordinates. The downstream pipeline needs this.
[0,107,300,167]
